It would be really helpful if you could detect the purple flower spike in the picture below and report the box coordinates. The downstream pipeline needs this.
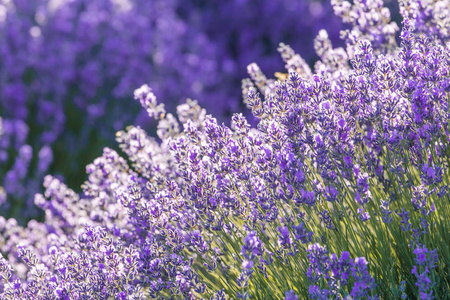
[284,290,298,300]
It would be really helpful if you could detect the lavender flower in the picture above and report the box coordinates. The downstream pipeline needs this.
[0,0,342,224]
[0,0,449,299]
[306,245,376,299]
[284,290,298,300]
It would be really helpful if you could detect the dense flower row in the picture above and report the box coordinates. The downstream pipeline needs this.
[0,0,449,299]
[0,0,342,222]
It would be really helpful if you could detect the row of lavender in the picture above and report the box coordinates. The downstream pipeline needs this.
[0,0,450,299]
[0,0,342,222]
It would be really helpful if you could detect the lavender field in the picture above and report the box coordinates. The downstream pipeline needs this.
[0,0,449,299]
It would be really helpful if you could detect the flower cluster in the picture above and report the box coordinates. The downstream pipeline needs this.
[306,244,376,299]
[411,245,439,300]
[0,0,449,299]
[0,0,342,223]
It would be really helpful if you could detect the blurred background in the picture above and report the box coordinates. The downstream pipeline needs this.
[0,0,398,224]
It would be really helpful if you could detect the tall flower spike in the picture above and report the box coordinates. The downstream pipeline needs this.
[134,84,166,120]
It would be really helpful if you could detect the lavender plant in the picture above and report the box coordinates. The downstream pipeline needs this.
[0,0,341,223]
[0,0,449,299]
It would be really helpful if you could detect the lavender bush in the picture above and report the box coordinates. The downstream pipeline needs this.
[1,0,450,299]
[0,0,342,222]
